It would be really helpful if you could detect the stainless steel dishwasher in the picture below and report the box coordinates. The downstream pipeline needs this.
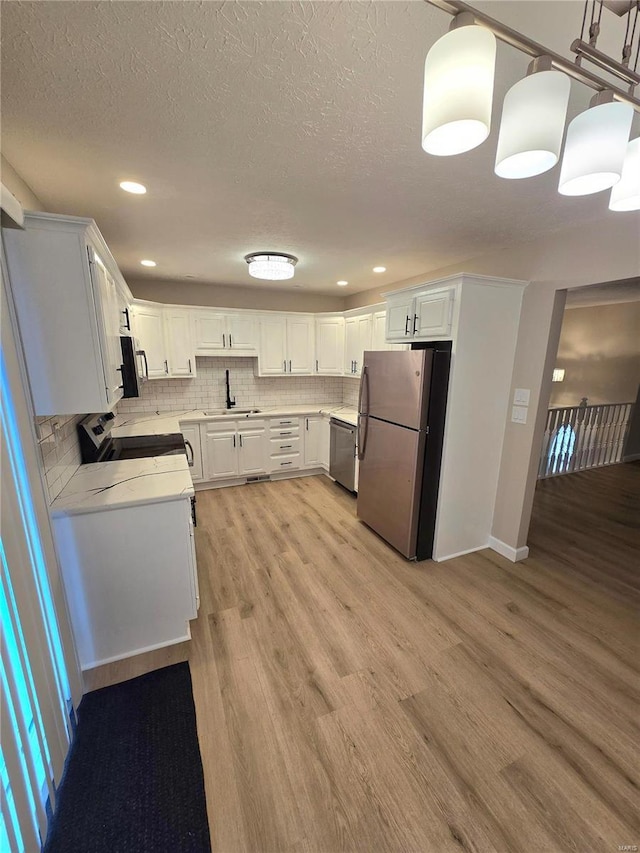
[329,417,357,492]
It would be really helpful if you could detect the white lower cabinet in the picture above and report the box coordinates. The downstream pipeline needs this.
[203,420,268,480]
[238,423,268,476]
[205,423,239,479]
[180,423,204,482]
[303,415,326,468]
[52,496,198,670]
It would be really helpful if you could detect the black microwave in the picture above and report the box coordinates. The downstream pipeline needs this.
[120,336,148,398]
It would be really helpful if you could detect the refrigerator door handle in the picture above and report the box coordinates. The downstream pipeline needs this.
[357,365,370,460]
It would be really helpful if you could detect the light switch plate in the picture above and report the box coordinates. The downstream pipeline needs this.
[511,406,528,424]
[513,388,530,406]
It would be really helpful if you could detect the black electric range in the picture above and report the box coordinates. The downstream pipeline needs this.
[77,412,188,464]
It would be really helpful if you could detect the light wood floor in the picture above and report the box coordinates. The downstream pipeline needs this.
[87,464,640,851]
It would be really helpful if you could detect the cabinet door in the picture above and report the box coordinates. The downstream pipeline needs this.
[165,310,196,377]
[415,289,454,337]
[371,311,388,351]
[319,417,330,469]
[353,315,372,376]
[193,311,227,354]
[180,424,203,482]
[303,416,322,467]
[228,314,257,352]
[205,430,239,479]
[386,296,415,341]
[238,429,267,475]
[344,318,359,375]
[117,283,133,336]
[133,305,168,378]
[315,317,345,374]
[286,317,314,374]
[90,252,123,407]
[259,316,287,375]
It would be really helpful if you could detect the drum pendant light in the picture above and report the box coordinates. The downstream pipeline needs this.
[422,15,497,157]
[495,60,571,179]
[609,138,640,212]
[558,93,634,196]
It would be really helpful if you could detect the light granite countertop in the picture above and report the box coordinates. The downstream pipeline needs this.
[54,403,358,516]
[50,455,194,517]
[112,403,359,436]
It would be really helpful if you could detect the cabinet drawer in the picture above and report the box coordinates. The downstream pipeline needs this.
[270,426,300,438]
[270,452,301,472]
[270,436,301,455]
[270,417,301,428]
[205,419,238,433]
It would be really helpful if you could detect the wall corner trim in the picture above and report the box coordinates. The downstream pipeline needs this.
[488,536,529,562]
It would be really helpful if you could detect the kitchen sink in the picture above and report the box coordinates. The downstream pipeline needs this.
[203,408,261,416]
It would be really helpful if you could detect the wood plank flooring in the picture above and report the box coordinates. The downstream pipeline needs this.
[185,465,639,852]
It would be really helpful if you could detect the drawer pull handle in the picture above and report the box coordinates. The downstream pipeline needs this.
[281,461,292,466]
[280,431,293,435]
[280,444,292,449]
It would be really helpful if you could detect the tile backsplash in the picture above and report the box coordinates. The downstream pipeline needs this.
[341,377,360,407]
[36,414,84,504]
[117,357,345,414]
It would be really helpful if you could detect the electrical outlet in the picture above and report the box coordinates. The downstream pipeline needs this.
[51,420,60,442]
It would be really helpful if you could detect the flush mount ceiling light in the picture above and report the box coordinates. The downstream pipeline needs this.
[495,59,571,179]
[119,181,146,194]
[373,266,387,273]
[245,252,298,281]
[609,136,640,209]
[140,259,156,267]
[422,15,497,156]
[422,0,640,209]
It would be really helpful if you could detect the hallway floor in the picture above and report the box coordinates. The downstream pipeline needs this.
[186,466,639,851]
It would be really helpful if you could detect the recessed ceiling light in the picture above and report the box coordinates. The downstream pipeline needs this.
[337,280,348,287]
[119,181,147,194]
[140,259,156,267]
[373,266,386,273]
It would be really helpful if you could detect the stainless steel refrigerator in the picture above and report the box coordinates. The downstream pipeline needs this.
[356,345,451,560]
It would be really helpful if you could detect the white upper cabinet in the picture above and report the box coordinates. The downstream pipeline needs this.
[315,316,345,375]
[89,250,124,406]
[344,314,371,376]
[133,304,169,379]
[414,290,454,337]
[385,295,417,341]
[228,314,258,352]
[286,316,314,374]
[257,315,314,376]
[165,309,196,377]
[193,311,226,353]
[3,212,130,415]
[192,309,257,355]
[259,315,288,375]
[116,281,133,336]
[385,287,454,342]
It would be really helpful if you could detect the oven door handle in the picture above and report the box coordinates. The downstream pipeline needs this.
[184,440,194,467]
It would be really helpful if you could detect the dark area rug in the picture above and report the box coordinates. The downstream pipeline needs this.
[44,662,211,853]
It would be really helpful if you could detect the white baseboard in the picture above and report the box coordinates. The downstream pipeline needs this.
[489,536,529,563]
[82,632,191,672]
[623,452,640,462]
[433,544,487,562]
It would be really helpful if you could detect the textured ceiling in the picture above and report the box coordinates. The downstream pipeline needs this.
[1,1,637,295]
